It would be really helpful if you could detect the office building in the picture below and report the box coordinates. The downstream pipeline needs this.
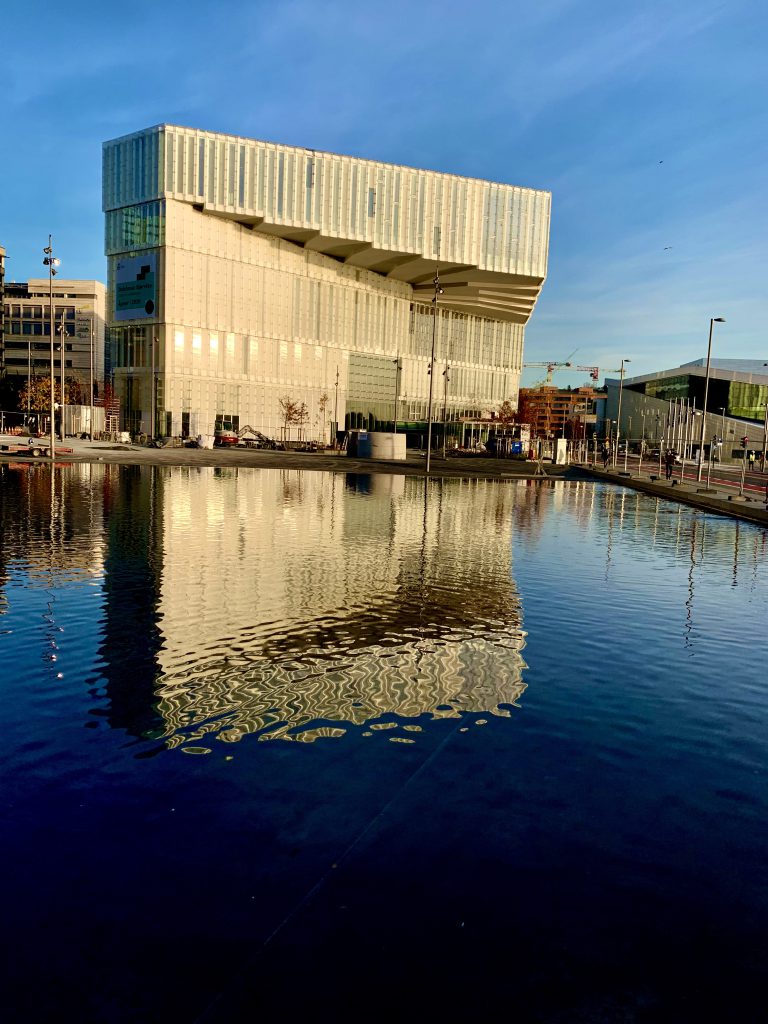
[1,278,106,400]
[606,359,768,459]
[102,125,551,439]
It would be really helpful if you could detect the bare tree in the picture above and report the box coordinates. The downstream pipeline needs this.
[317,392,329,444]
[278,395,298,442]
[295,402,308,441]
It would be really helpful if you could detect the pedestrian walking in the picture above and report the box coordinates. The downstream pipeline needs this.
[664,448,675,481]
[748,450,756,471]
[601,444,610,469]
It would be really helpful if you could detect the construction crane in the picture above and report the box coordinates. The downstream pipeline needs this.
[523,361,573,387]
[575,365,622,384]
[523,361,623,388]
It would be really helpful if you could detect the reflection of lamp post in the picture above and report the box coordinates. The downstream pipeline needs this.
[42,236,60,458]
[425,271,443,475]
[696,317,725,481]
[614,358,630,466]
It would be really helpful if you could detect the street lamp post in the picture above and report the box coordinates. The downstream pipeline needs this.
[441,361,450,459]
[26,337,32,423]
[42,237,60,458]
[392,356,401,434]
[614,358,630,467]
[150,333,158,440]
[333,365,339,448]
[696,317,725,481]
[425,271,443,475]
[58,314,66,439]
[89,316,95,439]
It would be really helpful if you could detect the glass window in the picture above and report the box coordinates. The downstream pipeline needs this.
[368,188,375,217]
[228,143,236,205]
[165,133,175,192]
[176,135,185,194]
[277,152,285,217]
[198,139,205,197]
[207,141,216,204]
[305,158,314,221]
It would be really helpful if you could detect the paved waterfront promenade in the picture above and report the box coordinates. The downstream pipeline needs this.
[583,460,768,526]
[2,435,767,525]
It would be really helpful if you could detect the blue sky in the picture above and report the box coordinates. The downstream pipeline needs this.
[2,0,766,385]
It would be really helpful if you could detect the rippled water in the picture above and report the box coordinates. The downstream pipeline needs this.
[1,464,767,1022]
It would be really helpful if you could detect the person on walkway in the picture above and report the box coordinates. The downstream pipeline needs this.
[748,450,756,471]
[664,448,675,480]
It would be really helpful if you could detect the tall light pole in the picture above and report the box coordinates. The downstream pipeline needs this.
[58,314,66,439]
[42,237,60,458]
[150,332,157,440]
[614,358,630,467]
[425,270,443,475]
[89,315,95,439]
[441,360,450,459]
[26,336,32,422]
[392,356,401,434]
[333,365,339,448]
[696,317,725,481]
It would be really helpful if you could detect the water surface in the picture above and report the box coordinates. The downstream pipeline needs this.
[1,464,766,1021]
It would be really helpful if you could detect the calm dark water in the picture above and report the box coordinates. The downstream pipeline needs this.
[1,463,767,1022]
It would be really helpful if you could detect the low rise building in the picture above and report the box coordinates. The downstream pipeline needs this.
[606,359,768,460]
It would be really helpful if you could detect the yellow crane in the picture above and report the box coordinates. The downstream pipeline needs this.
[522,360,573,388]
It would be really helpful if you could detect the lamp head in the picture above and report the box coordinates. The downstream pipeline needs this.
[713,317,725,323]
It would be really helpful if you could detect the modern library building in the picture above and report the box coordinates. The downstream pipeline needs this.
[103,125,550,441]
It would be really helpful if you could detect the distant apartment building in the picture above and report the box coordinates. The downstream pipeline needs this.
[0,244,6,371]
[519,385,597,439]
[102,124,551,439]
[1,278,106,398]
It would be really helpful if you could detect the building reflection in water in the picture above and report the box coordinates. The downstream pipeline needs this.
[151,468,528,749]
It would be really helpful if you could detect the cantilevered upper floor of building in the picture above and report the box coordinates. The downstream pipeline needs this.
[102,124,550,324]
